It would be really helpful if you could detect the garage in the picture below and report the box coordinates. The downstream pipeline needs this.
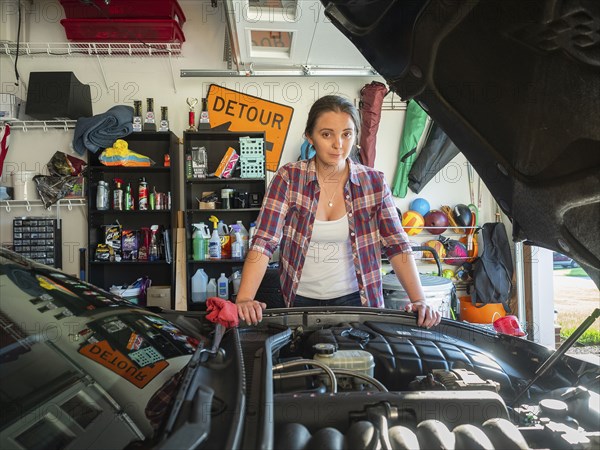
[0,1,599,449]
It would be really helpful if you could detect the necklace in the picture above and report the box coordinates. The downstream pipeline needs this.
[317,164,346,207]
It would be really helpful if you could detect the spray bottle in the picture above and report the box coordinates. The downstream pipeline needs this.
[138,177,148,210]
[192,223,207,261]
[236,220,249,256]
[208,215,221,260]
[231,224,243,259]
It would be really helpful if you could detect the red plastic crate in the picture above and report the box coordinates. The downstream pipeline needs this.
[60,0,186,26]
[60,19,185,43]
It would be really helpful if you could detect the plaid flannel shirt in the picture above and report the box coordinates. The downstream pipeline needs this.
[251,158,412,307]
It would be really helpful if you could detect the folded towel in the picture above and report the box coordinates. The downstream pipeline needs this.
[206,297,239,328]
[73,105,134,155]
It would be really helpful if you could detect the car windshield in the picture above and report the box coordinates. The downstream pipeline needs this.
[0,250,197,445]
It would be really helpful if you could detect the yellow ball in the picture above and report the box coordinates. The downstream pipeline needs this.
[402,210,424,236]
[423,240,446,263]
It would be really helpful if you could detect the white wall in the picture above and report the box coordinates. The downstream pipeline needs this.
[0,0,499,277]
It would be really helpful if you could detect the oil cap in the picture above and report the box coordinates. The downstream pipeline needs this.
[313,343,336,355]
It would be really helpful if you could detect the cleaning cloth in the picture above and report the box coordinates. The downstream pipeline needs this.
[206,297,239,328]
[73,105,134,155]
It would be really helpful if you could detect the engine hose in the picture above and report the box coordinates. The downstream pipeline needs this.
[273,359,338,393]
[273,368,388,392]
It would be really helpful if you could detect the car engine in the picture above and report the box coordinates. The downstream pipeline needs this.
[232,315,600,450]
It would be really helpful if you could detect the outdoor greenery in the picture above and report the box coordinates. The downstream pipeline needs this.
[560,327,600,346]
[558,309,600,346]
[566,267,589,278]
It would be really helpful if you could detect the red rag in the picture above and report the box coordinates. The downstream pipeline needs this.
[206,297,239,328]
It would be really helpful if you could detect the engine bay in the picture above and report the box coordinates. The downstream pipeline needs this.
[224,311,600,450]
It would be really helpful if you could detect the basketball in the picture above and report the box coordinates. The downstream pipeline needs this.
[402,211,424,236]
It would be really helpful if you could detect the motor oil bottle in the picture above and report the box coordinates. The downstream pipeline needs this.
[217,273,229,299]
[138,177,148,210]
[208,215,221,259]
[218,220,231,259]
[191,268,208,303]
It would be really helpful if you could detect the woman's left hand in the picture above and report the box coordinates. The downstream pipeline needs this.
[405,301,442,328]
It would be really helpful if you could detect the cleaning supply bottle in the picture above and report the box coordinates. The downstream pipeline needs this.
[249,221,257,245]
[231,224,243,259]
[207,278,217,298]
[138,177,148,210]
[208,215,221,259]
[192,224,206,261]
[217,272,229,299]
[191,268,208,303]
[231,270,242,296]
[113,178,123,210]
[218,220,231,259]
[236,220,249,255]
[124,182,134,210]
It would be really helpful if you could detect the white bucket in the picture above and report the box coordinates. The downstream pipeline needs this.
[11,171,38,201]
[383,274,453,318]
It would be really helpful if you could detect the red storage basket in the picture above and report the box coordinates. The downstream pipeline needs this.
[60,19,185,43]
[60,0,186,26]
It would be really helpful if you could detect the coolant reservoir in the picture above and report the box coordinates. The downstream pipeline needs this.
[313,343,375,378]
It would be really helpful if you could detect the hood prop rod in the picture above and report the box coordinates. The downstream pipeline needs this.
[512,308,600,406]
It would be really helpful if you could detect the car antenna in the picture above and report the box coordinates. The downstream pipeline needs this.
[512,308,600,406]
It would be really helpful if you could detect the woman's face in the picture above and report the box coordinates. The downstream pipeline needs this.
[307,111,356,170]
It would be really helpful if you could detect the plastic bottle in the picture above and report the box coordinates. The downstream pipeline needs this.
[217,273,229,299]
[207,278,217,298]
[191,268,208,303]
[138,177,148,210]
[113,178,123,210]
[125,182,134,210]
[249,221,257,245]
[236,220,249,255]
[218,220,231,259]
[96,180,109,210]
[192,224,206,261]
[231,225,243,259]
[208,215,221,260]
[231,270,242,296]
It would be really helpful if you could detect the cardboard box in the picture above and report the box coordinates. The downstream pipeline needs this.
[147,285,172,309]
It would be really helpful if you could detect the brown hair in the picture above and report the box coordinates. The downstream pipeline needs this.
[304,95,361,139]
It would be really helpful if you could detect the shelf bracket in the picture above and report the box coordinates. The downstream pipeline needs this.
[96,53,109,92]
[25,201,31,212]
[3,201,10,213]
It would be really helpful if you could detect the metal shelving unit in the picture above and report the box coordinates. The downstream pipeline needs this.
[1,42,182,57]
[1,120,77,131]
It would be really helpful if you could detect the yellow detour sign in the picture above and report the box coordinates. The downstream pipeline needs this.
[207,84,293,171]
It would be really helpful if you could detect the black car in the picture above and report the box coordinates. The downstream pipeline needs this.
[2,1,600,449]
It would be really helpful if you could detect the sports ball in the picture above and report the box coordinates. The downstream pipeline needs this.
[424,210,449,235]
[402,211,424,236]
[409,198,430,216]
[442,269,455,279]
[422,239,446,263]
[453,204,473,228]
[444,240,469,266]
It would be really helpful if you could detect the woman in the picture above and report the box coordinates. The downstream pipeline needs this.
[236,95,441,328]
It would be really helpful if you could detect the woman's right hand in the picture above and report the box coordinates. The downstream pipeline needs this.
[236,299,267,325]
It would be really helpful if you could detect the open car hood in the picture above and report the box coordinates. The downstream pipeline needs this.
[322,0,600,286]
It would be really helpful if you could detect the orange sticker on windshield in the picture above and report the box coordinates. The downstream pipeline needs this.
[79,340,168,388]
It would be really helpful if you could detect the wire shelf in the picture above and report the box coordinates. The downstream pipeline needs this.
[1,41,182,57]
[2,120,77,131]
[2,198,86,212]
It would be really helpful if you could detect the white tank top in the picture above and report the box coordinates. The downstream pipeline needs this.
[296,214,359,299]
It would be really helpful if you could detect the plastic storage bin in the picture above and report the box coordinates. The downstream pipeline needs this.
[59,0,186,26]
[60,19,185,43]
